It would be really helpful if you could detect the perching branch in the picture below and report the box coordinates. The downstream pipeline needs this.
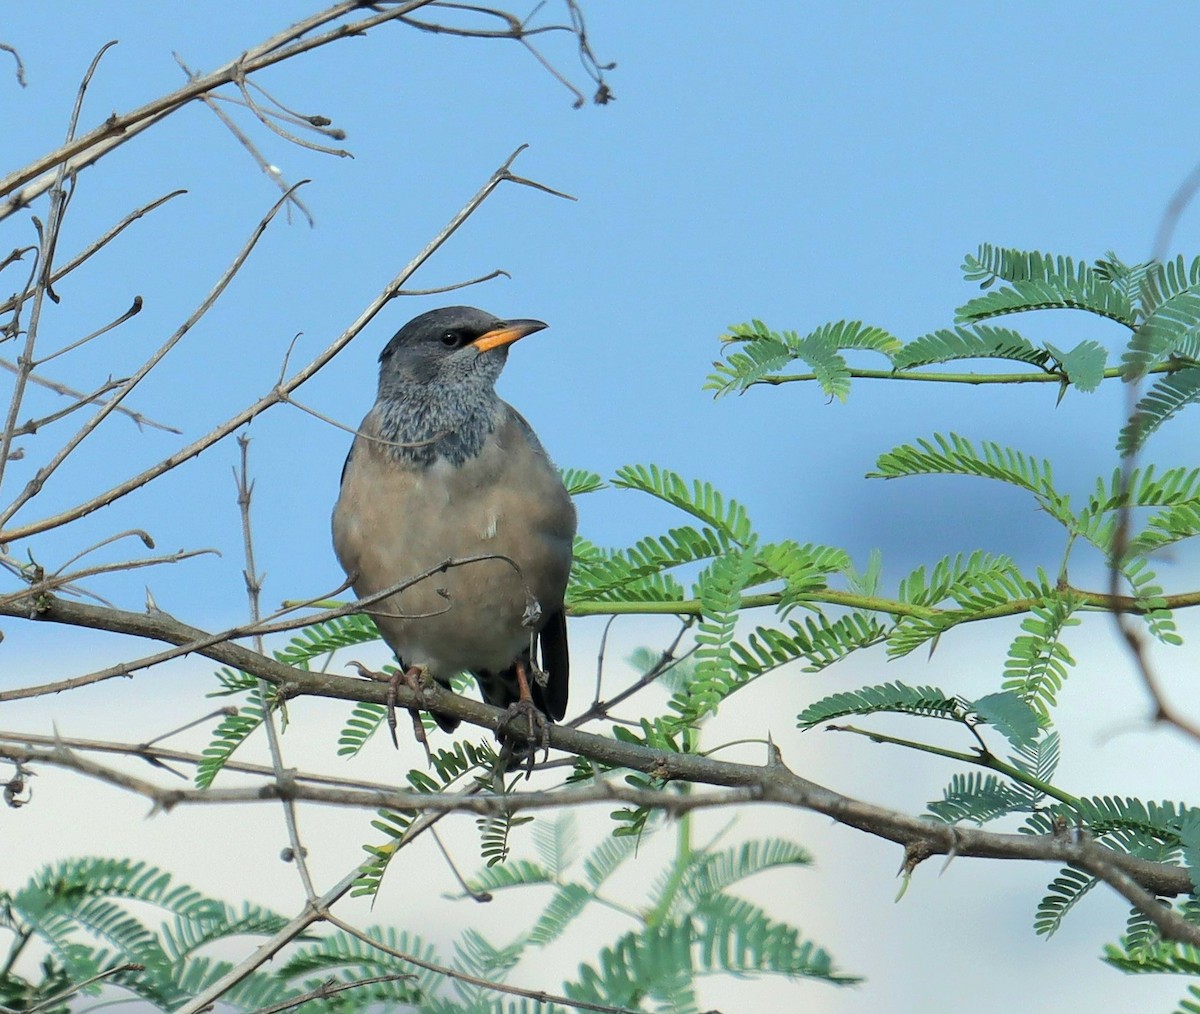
[1,592,1194,930]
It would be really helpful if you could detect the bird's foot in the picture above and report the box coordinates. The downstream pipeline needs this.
[348,659,431,764]
[394,664,432,764]
[501,697,550,777]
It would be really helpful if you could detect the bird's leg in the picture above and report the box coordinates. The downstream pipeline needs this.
[503,658,550,766]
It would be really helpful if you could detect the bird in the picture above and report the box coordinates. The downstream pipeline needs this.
[331,305,575,764]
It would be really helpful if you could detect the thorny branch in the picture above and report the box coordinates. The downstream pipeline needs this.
[4,589,1199,947]
[234,435,317,900]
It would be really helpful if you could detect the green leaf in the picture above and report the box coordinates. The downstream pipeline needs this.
[337,699,390,758]
[705,319,901,397]
[755,539,850,605]
[678,839,813,908]
[1045,339,1107,392]
[195,687,267,788]
[870,433,1069,523]
[970,691,1041,748]
[927,772,1029,825]
[528,883,592,946]
[704,333,793,397]
[1177,811,1200,894]
[1122,288,1200,379]
[692,894,859,983]
[272,612,380,669]
[666,544,760,728]
[1118,365,1200,454]
[1034,867,1097,937]
[458,860,553,898]
[956,246,1134,326]
[581,833,640,890]
[797,681,961,729]
[893,325,1049,370]
[532,813,579,878]
[1001,595,1080,716]
[1008,731,1061,805]
[612,464,755,546]
[1137,254,1200,317]
[560,467,606,496]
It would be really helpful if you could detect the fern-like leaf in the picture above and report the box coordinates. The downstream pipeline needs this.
[797,681,961,730]
[1122,288,1200,379]
[1001,594,1080,716]
[1034,867,1097,937]
[1118,365,1200,454]
[892,325,1049,370]
[560,467,606,495]
[926,772,1030,825]
[678,838,813,908]
[956,246,1133,326]
[666,545,759,728]
[195,687,267,789]
[612,465,754,546]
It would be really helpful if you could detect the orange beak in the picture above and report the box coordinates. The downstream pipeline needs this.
[473,318,548,353]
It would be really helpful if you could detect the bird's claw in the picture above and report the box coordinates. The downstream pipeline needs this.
[502,698,550,776]
[349,660,431,763]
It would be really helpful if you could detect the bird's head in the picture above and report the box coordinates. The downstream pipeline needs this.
[377,306,547,396]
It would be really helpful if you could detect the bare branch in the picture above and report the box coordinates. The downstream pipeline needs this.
[23,962,144,1014]
[0,552,516,702]
[0,42,26,88]
[1,593,1195,934]
[0,1,441,218]
[0,42,116,493]
[0,728,419,795]
[232,68,352,159]
[0,190,186,318]
[36,294,143,365]
[241,974,416,1014]
[235,435,317,901]
[174,54,316,226]
[0,184,303,529]
[0,357,180,434]
[7,375,131,438]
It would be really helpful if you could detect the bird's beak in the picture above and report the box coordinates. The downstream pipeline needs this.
[473,319,548,353]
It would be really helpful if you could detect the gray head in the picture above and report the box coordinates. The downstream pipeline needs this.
[377,306,547,396]
[373,306,548,466]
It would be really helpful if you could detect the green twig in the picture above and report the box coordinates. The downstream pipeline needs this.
[827,723,1079,806]
[748,359,1181,389]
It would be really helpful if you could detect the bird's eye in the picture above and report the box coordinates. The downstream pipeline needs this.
[440,331,461,348]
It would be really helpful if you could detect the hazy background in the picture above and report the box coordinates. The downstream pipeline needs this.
[4,4,1200,1011]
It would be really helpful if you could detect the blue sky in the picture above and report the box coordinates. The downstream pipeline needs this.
[5,4,1200,1011]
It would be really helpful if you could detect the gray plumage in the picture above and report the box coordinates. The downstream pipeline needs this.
[332,306,575,734]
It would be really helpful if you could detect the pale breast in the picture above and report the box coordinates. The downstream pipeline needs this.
[331,403,575,676]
